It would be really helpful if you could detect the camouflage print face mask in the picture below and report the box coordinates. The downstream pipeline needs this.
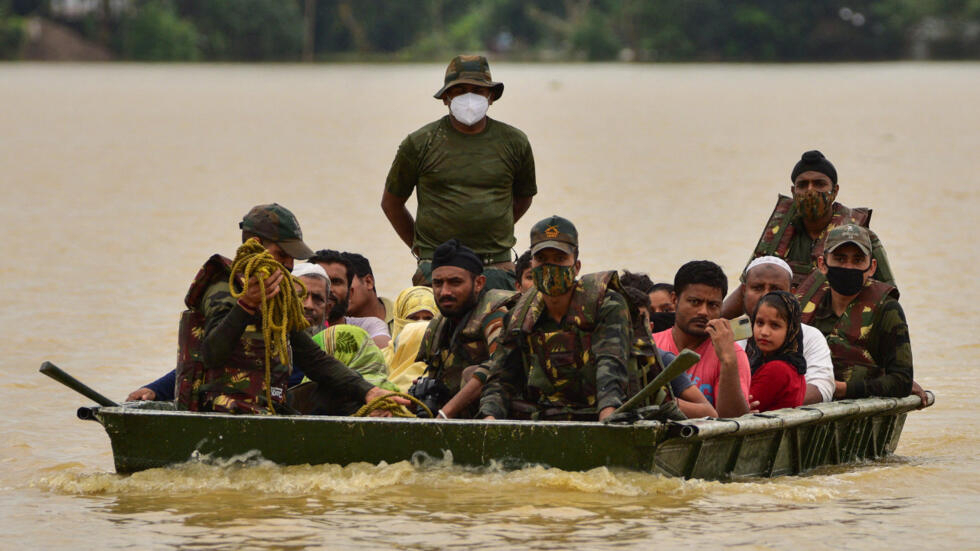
[532,263,576,296]
[794,189,835,221]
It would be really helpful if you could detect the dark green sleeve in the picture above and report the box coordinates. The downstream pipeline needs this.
[477,317,522,418]
[292,331,375,401]
[869,229,896,288]
[512,138,537,198]
[592,290,631,411]
[200,281,254,370]
[846,300,913,398]
[384,135,419,198]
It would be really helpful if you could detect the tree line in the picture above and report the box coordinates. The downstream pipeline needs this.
[2,0,979,61]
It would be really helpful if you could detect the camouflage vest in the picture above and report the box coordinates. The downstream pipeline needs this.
[801,280,899,383]
[174,254,290,414]
[418,288,516,392]
[753,194,872,306]
[505,271,655,413]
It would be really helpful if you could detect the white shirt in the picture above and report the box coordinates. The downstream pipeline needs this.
[345,316,391,339]
[737,323,834,402]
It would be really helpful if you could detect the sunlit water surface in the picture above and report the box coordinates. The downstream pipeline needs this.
[1,63,978,549]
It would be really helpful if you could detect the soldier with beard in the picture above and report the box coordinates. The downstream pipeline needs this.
[723,150,895,318]
[413,239,515,418]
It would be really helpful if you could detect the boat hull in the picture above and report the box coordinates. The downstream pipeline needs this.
[89,393,931,480]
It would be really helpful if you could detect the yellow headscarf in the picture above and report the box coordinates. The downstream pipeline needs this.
[391,285,437,340]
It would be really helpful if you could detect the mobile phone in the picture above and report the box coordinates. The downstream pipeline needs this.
[729,314,753,341]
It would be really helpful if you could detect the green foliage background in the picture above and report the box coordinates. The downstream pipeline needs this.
[3,0,980,61]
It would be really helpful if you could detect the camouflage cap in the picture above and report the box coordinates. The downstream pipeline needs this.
[825,223,872,256]
[433,55,504,101]
[530,215,578,256]
[239,203,315,260]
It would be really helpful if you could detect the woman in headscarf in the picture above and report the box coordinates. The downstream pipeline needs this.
[310,325,399,391]
[383,286,438,392]
[745,290,808,412]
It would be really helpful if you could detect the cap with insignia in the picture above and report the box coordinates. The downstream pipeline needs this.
[239,203,315,260]
[825,223,872,256]
[529,215,578,256]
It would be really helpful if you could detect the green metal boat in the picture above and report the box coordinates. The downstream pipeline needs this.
[42,360,933,480]
[76,393,933,480]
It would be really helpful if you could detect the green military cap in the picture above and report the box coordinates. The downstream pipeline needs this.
[433,54,504,101]
[530,215,578,255]
[825,223,872,256]
[239,203,315,260]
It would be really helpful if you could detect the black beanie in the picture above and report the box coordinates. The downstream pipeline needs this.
[791,150,837,184]
[432,239,483,275]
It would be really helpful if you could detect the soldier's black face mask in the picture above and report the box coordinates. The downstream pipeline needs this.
[825,265,870,296]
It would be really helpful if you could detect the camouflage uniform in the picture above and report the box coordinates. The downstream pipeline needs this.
[385,55,535,291]
[802,279,912,399]
[478,272,632,420]
[175,203,374,415]
[417,288,515,394]
[747,194,895,306]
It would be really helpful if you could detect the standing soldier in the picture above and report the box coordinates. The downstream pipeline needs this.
[478,216,632,422]
[723,150,895,318]
[381,54,537,291]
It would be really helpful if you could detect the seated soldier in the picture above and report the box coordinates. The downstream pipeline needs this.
[803,224,919,402]
[477,215,631,422]
[653,261,752,418]
[414,239,515,418]
[172,203,406,415]
[723,150,895,318]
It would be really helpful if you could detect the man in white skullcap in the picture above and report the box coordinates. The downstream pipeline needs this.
[736,256,835,404]
[292,263,331,329]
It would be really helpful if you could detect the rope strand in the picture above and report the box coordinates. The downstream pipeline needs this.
[228,238,309,414]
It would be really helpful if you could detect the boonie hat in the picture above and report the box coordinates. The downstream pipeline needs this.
[530,215,578,256]
[433,55,504,101]
[825,224,872,256]
[791,150,838,184]
[239,203,315,260]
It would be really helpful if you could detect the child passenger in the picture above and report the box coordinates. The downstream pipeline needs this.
[745,290,808,412]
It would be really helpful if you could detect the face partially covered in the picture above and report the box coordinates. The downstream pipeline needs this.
[674,283,724,338]
[432,265,484,318]
[648,289,674,313]
[260,239,295,270]
[792,170,839,222]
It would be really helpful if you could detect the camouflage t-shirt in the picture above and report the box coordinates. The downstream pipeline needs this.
[385,116,536,257]
[809,292,913,398]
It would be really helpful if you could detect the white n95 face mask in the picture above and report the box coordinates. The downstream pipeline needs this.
[449,93,489,126]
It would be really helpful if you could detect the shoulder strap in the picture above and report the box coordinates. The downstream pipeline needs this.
[184,254,232,310]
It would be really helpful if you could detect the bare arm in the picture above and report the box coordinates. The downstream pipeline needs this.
[513,195,533,223]
[676,386,718,418]
[707,319,750,418]
[803,384,823,405]
[721,284,746,319]
[381,191,415,249]
[440,376,483,418]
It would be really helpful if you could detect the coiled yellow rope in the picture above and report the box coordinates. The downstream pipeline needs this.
[353,391,432,418]
[228,238,309,414]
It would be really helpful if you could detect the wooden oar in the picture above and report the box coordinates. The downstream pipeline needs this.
[39,361,119,407]
[612,349,701,415]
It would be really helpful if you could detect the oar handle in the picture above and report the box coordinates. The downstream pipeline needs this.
[39,361,119,407]
[614,349,701,415]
